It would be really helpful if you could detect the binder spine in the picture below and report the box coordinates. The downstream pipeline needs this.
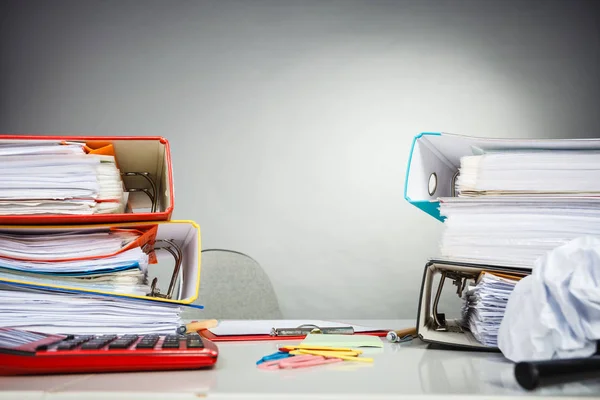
[404,132,446,222]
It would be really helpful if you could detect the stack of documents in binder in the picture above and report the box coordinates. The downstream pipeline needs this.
[439,150,600,267]
[0,226,184,335]
[0,141,126,215]
[439,150,600,346]
[0,136,198,337]
[0,229,152,295]
[404,133,600,349]
[460,271,520,347]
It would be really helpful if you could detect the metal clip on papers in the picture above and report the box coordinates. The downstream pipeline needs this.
[270,324,354,337]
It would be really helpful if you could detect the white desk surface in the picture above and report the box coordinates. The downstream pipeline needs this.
[1,320,599,400]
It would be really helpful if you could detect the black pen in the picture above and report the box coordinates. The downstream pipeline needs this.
[515,355,600,391]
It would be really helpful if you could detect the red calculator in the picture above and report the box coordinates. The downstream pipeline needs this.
[0,328,219,375]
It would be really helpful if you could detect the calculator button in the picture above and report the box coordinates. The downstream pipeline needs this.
[186,339,204,348]
[81,341,107,350]
[161,339,180,349]
[71,336,94,345]
[135,341,157,349]
[80,336,116,350]
[108,341,131,349]
[108,335,138,349]
[138,337,158,343]
[135,335,159,349]
[185,334,204,348]
[57,343,78,350]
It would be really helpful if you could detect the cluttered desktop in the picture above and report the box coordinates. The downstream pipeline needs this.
[0,134,599,398]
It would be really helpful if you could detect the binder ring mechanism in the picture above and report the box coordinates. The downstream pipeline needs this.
[121,171,158,213]
[426,170,459,197]
[143,239,183,300]
[430,270,477,333]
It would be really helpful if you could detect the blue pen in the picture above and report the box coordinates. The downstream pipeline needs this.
[256,351,292,365]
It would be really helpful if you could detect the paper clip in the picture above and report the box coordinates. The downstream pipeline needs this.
[146,239,183,300]
[121,171,158,212]
[257,354,342,370]
[280,345,372,363]
[279,345,362,354]
[270,324,354,337]
[290,349,373,363]
[256,351,292,365]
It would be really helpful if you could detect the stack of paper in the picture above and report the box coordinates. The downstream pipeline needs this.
[455,151,600,196]
[0,141,126,215]
[0,229,151,295]
[0,283,181,335]
[440,198,600,267]
[461,272,520,347]
[439,150,600,267]
[0,228,187,335]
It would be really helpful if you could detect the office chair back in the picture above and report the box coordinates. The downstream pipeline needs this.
[182,249,283,320]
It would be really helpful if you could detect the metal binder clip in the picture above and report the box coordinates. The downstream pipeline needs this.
[146,239,183,300]
[121,171,158,212]
[270,324,355,337]
[430,270,476,332]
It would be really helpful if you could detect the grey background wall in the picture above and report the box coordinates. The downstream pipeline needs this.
[1,0,599,319]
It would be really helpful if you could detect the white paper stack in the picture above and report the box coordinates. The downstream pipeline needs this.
[0,284,182,335]
[0,229,151,295]
[461,272,520,347]
[455,151,600,196]
[439,150,600,267]
[0,141,126,215]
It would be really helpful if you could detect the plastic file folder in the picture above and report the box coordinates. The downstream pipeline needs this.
[0,135,174,224]
[404,132,600,221]
[0,220,202,306]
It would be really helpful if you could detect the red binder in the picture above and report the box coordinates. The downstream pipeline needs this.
[0,135,174,224]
